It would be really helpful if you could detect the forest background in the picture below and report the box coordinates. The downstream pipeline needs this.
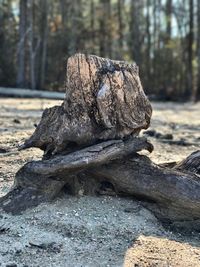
[1,0,200,101]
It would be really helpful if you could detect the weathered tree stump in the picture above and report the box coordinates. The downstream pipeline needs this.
[1,54,200,227]
[19,54,152,157]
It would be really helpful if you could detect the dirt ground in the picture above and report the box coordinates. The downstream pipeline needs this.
[0,98,200,267]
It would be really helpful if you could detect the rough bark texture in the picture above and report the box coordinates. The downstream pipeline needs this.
[1,54,200,228]
[0,138,153,214]
[20,54,152,157]
[1,139,200,224]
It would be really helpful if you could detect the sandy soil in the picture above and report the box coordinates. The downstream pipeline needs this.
[0,98,200,267]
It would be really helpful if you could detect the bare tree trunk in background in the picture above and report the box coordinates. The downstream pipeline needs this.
[165,0,173,98]
[70,1,77,54]
[106,0,112,58]
[99,0,112,58]
[38,0,48,89]
[166,0,172,39]
[60,0,70,30]
[187,0,194,98]
[17,0,27,88]
[90,0,95,53]
[197,0,200,100]
[152,0,158,91]
[129,0,143,66]
[60,0,71,54]
[117,0,124,58]
[174,0,188,97]
[70,0,83,54]
[59,0,71,86]
[146,0,151,88]
[99,0,106,57]
[29,0,36,89]
[154,0,162,95]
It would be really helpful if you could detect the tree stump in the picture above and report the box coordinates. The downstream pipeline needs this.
[1,54,200,228]
[19,54,152,157]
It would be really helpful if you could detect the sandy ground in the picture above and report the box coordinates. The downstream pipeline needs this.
[0,98,200,267]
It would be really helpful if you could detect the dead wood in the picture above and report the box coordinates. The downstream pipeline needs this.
[1,138,200,223]
[0,54,200,228]
[20,54,152,157]
[0,87,64,99]
[0,137,152,214]
[90,151,200,222]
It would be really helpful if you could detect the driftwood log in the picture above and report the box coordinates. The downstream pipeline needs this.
[1,54,200,228]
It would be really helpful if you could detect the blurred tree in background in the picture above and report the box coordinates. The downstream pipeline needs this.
[0,0,200,101]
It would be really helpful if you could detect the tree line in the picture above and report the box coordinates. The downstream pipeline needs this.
[0,0,200,101]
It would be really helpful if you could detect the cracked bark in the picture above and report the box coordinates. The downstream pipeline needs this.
[19,54,152,157]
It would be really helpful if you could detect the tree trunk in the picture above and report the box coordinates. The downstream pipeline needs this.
[186,0,194,98]
[90,0,95,53]
[1,54,200,228]
[166,0,172,40]
[117,0,124,57]
[29,0,36,90]
[38,0,48,89]
[129,0,144,65]
[99,0,112,58]
[164,0,173,98]
[197,0,200,101]
[146,0,151,88]
[69,0,84,54]
[99,1,106,57]
[19,54,152,157]
[106,0,112,58]
[16,0,27,88]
